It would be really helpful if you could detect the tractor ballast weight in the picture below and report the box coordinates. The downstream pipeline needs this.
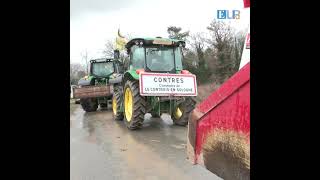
[111,37,197,129]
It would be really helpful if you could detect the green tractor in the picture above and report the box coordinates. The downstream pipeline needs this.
[112,37,197,130]
[74,57,123,112]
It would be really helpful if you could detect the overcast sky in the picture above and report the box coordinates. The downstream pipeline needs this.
[70,0,249,64]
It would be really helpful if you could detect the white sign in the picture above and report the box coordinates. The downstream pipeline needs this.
[139,73,197,96]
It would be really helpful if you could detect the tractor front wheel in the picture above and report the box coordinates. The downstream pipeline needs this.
[80,98,98,112]
[171,97,196,126]
[123,80,146,130]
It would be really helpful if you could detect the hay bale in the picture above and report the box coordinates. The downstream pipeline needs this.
[202,129,250,180]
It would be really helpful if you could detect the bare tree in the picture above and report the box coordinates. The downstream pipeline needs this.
[207,20,234,51]
[80,49,91,74]
[190,32,208,69]
[70,63,86,85]
[167,26,190,59]
[102,39,115,58]
[167,26,189,40]
[207,20,236,84]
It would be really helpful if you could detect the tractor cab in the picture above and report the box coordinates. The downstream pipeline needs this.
[87,57,124,85]
[124,37,185,74]
[89,58,115,79]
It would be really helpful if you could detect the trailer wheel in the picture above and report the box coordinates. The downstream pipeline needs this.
[123,80,146,130]
[172,97,196,126]
[112,86,124,121]
[80,98,98,112]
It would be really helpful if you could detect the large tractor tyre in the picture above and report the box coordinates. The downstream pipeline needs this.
[123,80,146,130]
[112,87,124,121]
[172,97,196,126]
[80,98,98,112]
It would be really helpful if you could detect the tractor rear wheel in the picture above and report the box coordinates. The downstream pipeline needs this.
[112,86,124,121]
[172,97,196,126]
[123,80,146,130]
[80,98,98,112]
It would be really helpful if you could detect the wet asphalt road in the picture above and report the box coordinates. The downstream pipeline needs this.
[70,102,222,180]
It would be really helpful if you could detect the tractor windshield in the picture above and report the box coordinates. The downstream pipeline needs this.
[145,46,182,72]
[91,62,114,77]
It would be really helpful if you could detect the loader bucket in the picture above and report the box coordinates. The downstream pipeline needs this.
[187,62,250,180]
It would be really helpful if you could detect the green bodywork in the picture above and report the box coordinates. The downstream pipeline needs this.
[124,70,140,80]
[118,37,188,115]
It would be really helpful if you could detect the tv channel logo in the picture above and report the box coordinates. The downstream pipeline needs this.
[217,10,240,19]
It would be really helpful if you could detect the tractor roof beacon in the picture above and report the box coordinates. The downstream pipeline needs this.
[111,37,197,130]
